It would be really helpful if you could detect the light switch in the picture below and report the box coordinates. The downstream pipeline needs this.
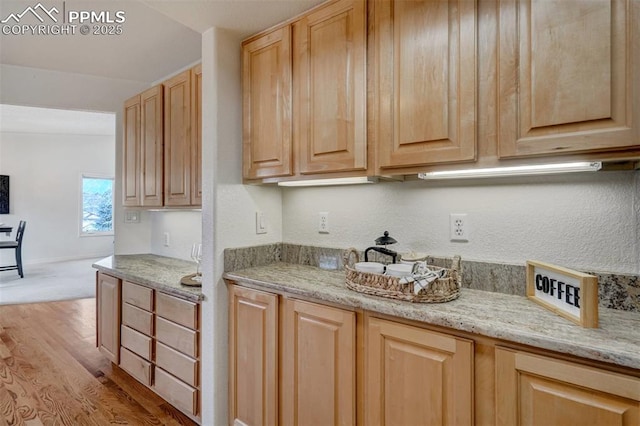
[256,211,267,234]
[124,210,141,223]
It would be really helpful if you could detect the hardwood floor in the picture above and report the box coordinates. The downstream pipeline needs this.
[0,298,198,425]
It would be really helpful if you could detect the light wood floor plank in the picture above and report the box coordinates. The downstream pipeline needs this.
[0,298,197,425]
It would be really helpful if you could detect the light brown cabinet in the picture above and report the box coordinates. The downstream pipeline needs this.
[281,298,356,425]
[242,0,640,183]
[228,285,279,426]
[122,65,201,207]
[96,272,121,364]
[365,316,473,426]
[123,85,164,207]
[242,26,293,180]
[98,276,201,421]
[497,0,640,158]
[373,0,477,171]
[228,285,356,426]
[496,347,640,426]
[293,0,367,175]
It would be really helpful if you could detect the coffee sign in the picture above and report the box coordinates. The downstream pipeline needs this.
[526,261,598,328]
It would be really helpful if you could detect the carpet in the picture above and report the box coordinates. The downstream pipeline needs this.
[0,257,104,305]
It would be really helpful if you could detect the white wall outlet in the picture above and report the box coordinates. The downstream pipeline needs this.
[450,213,469,242]
[256,211,267,234]
[163,232,170,247]
[319,212,329,233]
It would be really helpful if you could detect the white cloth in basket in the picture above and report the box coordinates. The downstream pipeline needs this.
[398,262,447,295]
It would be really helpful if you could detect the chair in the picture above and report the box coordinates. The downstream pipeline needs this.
[0,221,26,278]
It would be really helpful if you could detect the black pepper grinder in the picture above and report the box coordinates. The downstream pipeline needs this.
[364,231,398,263]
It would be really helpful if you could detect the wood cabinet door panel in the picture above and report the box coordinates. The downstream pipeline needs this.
[164,70,192,206]
[281,298,356,426]
[191,64,202,205]
[140,85,164,207]
[228,285,279,426]
[123,95,141,206]
[375,0,477,169]
[496,347,640,426]
[294,0,367,174]
[498,0,639,157]
[243,27,293,179]
[97,273,121,363]
[365,316,473,426]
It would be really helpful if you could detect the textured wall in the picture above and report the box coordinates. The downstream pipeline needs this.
[149,210,202,261]
[282,171,639,275]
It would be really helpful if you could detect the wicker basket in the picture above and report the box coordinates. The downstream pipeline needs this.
[343,249,461,303]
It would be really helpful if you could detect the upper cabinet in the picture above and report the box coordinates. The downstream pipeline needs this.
[293,0,367,175]
[374,0,477,171]
[498,0,640,158]
[164,70,192,207]
[191,64,203,206]
[242,26,293,180]
[242,0,640,183]
[123,85,163,207]
[122,64,201,208]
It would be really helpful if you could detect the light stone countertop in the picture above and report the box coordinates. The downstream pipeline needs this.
[223,262,640,370]
[93,254,204,302]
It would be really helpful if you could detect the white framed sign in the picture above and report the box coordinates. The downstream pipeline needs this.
[526,261,598,328]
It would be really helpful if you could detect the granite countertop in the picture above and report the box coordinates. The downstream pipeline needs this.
[223,262,640,370]
[93,254,204,302]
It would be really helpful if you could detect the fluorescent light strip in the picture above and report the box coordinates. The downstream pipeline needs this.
[277,176,376,187]
[418,162,602,180]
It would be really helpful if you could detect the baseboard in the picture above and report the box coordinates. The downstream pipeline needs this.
[24,253,112,266]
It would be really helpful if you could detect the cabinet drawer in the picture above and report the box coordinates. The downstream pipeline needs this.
[122,281,153,311]
[121,325,152,360]
[122,303,153,336]
[156,317,198,358]
[156,341,198,387]
[154,367,198,416]
[120,347,152,386]
[156,292,198,330]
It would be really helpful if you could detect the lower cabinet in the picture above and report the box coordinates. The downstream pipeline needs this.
[97,274,200,421]
[228,285,356,426]
[96,272,121,363]
[281,298,356,426]
[365,316,473,426]
[496,347,640,426]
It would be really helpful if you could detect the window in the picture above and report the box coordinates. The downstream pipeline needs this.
[81,175,114,236]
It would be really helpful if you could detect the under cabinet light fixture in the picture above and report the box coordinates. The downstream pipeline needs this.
[417,162,602,180]
[277,176,377,187]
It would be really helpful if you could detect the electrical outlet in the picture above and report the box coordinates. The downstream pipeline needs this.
[319,212,329,233]
[163,232,170,247]
[256,211,267,234]
[450,214,469,242]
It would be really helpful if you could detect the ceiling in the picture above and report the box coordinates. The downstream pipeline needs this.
[0,0,324,84]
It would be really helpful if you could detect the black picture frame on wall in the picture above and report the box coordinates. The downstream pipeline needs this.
[0,175,9,214]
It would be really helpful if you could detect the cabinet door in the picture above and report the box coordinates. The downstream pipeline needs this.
[293,0,367,174]
[498,0,640,157]
[191,64,202,206]
[375,0,477,170]
[228,286,278,426]
[281,298,356,426]
[140,85,164,207]
[242,26,293,180]
[123,95,141,206]
[96,272,121,363]
[496,347,640,426]
[164,70,192,206]
[365,316,473,426]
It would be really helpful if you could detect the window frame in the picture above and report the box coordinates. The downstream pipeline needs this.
[79,173,115,237]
